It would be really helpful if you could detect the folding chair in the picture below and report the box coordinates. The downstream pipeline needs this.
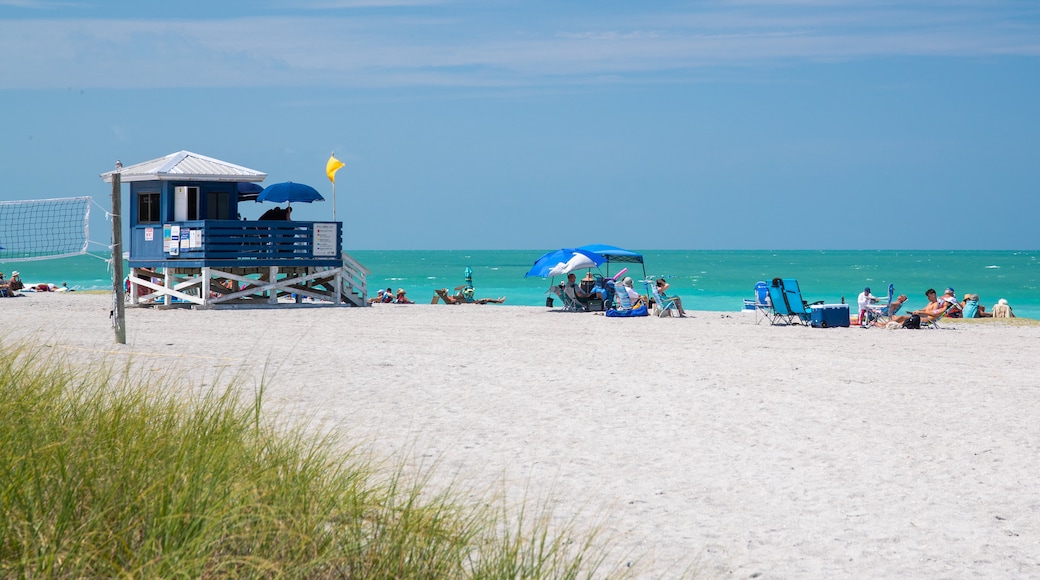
[752,280,771,324]
[550,284,587,312]
[921,302,953,329]
[862,284,896,327]
[649,282,680,318]
[767,278,815,326]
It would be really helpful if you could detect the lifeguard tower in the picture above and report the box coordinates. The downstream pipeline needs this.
[100,150,368,308]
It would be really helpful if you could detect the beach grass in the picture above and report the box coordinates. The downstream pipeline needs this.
[0,345,620,579]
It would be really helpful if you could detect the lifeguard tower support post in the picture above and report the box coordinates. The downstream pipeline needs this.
[101,151,368,308]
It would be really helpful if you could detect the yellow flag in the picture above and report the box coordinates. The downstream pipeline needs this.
[326,154,345,184]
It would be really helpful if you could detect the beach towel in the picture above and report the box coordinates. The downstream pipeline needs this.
[963,300,979,319]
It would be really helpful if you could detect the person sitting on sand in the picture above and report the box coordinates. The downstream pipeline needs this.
[395,288,414,304]
[367,288,385,304]
[991,298,1015,318]
[961,293,991,318]
[8,271,24,294]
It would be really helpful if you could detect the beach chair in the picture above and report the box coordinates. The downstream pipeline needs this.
[767,278,814,326]
[605,282,648,317]
[553,283,587,312]
[921,302,953,329]
[752,280,770,324]
[862,283,896,327]
[614,282,634,311]
[649,282,679,318]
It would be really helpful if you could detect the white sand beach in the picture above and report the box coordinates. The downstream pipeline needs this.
[6,292,1040,578]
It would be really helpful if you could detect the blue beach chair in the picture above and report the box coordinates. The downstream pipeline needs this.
[862,283,896,327]
[605,279,648,317]
[767,278,815,326]
[649,280,680,318]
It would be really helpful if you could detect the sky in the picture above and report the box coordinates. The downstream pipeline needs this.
[1,0,1038,251]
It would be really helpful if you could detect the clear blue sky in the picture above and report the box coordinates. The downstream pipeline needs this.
[2,0,1038,250]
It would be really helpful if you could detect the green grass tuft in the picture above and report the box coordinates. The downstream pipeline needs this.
[0,344,627,578]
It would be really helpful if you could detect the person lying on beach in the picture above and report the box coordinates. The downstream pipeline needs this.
[432,287,506,304]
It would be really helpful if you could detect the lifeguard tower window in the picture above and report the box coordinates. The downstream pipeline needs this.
[206,191,231,220]
[137,192,161,223]
[174,186,200,221]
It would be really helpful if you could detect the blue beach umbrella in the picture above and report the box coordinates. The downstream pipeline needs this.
[524,248,606,278]
[256,182,325,204]
[237,182,264,201]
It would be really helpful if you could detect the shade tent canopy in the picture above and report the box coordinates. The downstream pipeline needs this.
[577,244,643,264]
[524,248,606,278]
[577,244,646,281]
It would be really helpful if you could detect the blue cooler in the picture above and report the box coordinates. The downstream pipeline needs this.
[810,304,850,328]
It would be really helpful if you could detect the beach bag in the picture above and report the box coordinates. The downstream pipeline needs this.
[605,302,649,318]
[902,314,921,329]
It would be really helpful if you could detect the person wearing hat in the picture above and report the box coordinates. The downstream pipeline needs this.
[8,271,24,294]
[857,286,876,325]
[395,288,414,304]
[621,276,642,306]
[938,287,963,318]
[991,298,1015,318]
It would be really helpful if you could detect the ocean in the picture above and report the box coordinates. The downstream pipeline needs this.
[5,250,1038,319]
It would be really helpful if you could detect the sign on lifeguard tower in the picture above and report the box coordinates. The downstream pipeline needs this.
[313,223,337,256]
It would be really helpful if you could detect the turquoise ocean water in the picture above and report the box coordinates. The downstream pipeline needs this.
[5,250,1038,319]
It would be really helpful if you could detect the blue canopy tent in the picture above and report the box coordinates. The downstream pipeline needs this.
[577,244,646,280]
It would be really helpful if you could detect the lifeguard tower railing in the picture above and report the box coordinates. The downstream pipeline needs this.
[127,220,369,308]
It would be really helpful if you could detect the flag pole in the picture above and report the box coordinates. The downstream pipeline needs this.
[327,152,344,222]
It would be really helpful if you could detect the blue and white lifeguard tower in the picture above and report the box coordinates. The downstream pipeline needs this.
[100,150,369,308]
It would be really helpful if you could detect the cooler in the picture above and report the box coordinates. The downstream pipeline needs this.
[810,304,850,328]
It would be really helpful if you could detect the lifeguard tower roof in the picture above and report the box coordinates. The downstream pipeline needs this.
[100,150,266,184]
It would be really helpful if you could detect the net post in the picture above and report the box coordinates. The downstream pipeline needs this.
[111,161,126,344]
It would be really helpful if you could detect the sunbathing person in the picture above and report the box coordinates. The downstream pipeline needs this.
[881,294,908,316]
[891,293,950,325]
[433,286,506,304]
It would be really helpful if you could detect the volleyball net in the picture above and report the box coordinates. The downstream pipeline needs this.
[0,196,92,262]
